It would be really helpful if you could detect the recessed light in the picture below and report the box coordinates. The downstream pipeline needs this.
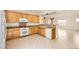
[76,18,79,22]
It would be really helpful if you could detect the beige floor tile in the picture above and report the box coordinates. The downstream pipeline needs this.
[5,28,79,49]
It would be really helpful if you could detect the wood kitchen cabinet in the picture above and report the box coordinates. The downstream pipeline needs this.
[28,15,34,23]
[27,15,30,22]
[5,11,29,23]
[5,10,39,23]
[28,15,39,23]
[33,16,39,23]
[37,28,45,36]
[29,27,37,35]
[52,28,56,39]
[6,28,20,40]
[13,30,20,38]
[41,28,45,36]
[22,14,28,19]
[33,27,37,33]
[16,13,28,20]
[5,11,19,23]
[7,28,14,39]
[13,28,20,38]
[29,27,33,34]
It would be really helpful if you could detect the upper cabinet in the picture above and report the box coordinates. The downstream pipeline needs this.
[33,16,39,23]
[28,15,33,23]
[5,11,18,23]
[28,15,39,23]
[17,13,28,20]
[5,10,39,23]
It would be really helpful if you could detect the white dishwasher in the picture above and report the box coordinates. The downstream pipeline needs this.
[20,28,29,36]
[45,29,52,39]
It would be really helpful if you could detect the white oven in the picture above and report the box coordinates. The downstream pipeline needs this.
[20,28,29,36]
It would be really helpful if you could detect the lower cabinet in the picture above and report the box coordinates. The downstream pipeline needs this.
[37,28,45,36]
[7,28,20,40]
[29,27,37,35]
[38,27,56,39]
[7,29,14,40]
[13,30,20,38]
[7,32,13,39]
[7,27,37,40]
[40,28,45,36]
[52,28,56,39]
[6,26,56,40]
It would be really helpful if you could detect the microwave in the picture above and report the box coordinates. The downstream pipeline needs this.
[19,18,28,27]
[19,18,28,22]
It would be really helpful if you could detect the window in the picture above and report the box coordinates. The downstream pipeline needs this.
[58,20,66,23]
[62,20,66,23]
[76,18,79,22]
[58,20,62,23]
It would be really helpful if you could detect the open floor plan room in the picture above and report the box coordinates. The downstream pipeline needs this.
[0,10,79,49]
[5,28,79,49]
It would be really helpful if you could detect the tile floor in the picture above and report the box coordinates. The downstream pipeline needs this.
[5,28,79,49]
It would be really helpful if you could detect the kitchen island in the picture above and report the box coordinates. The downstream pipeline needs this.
[37,25,56,39]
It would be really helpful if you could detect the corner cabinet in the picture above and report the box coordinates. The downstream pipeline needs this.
[29,27,37,35]
[37,27,45,36]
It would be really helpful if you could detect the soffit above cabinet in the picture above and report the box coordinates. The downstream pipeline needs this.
[7,10,79,17]
[10,10,57,16]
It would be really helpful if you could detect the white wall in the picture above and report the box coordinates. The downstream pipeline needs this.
[54,11,79,30]
[0,10,5,49]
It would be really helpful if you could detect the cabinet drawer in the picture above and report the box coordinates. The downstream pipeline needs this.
[7,29,14,32]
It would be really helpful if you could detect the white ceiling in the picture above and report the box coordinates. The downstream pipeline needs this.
[12,10,79,17]
[12,10,56,15]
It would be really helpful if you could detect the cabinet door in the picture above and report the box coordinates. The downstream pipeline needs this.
[28,15,33,23]
[33,27,37,34]
[22,14,28,19]
[16,13,23,22]
[41,28,45,36]
[7,29,14,40]
[28,15,39,23]
[5,11,13,23]
[13,28,20,38]
[29,27,34,34]
[5,11,18,23]
[7,32,12,39]
[13,30,20,38]
[37,28,41,35]
[52,28,56,39]
[37,28,40,34]
[29,27,37,34]
[34,16,39,23]
[30,16,39,23]
[7,28,20,40]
